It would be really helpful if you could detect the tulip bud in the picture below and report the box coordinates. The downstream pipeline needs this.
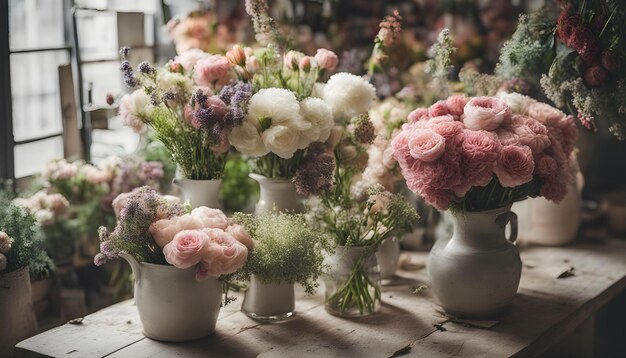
[246,56,260,74]
[299,56,312,72]
[314,48,338,71]
[226,45,247,67]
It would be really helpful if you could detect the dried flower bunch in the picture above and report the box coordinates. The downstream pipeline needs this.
[498,1,626,139]
[232,212,330,294]
[95,186,252,281]
[392,94,578,212]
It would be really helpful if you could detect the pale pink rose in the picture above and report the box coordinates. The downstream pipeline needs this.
[527,102,566,126]
[150,213,206,247]
[496,129,520,146]
[196,228,248,279]
[445,95,469,117]
[118,93,147,133]
[494,145,535,187]
[460,130,501,189]
[540,179,567,203]
[226,225,254,249]
[205,96,229,118]
[194,55,231,85]
[429,101,450,117]
[408,129,446,162]
[463,96,511,131]
[45,193,69,215]
[83,165,108,184]
[163,229,210,269]
[174,49,209,71]
[191,207,229,229]
[0,231,11,254]
[314,48,338,71]
[426,115,455,126]
[391,130,412,166]
[431,120,464,139]
[508,115,551,154]
[407,108,429,123]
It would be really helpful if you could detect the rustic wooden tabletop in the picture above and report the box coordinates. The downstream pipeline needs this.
[16,238,626,358]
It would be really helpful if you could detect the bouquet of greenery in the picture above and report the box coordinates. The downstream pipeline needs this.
[232,212,330,294]
[314,115,418,315]
[497,1,626,139]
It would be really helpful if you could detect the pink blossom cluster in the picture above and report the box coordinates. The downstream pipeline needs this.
[392,95,577,210]
[149,207,253,280]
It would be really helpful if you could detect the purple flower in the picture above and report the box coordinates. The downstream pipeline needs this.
[138,61,155,74]
[294,151,335,196]
[120,60,138,88]
[120,47,130,59]
[219,81,253,106]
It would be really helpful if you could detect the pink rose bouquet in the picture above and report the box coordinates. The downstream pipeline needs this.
[95,186,251,281]
[392,95,578,211]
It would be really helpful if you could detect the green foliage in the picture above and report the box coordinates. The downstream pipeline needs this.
[149,106,227,180]
[0,193,51,276]
[232,212,331,294]
[425,29,456,97]
[220,154,259,213]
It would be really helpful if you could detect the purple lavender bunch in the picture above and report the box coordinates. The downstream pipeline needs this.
[120,59,138,88]
[220,82,253,127]
[294,149,335,196]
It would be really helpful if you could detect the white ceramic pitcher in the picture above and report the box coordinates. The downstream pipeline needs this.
[173,178,222,209]
[249,173,303,214]
[121,253,223,342]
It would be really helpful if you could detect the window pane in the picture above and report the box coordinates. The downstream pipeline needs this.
[76,11,119,62]
[82,62,123,107]
[14,136,64,178]
[11,51,69,141]
[9,0,66,51]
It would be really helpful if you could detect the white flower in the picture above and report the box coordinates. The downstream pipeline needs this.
[311,82,325,98]
[157,69,192,94]
[34,209,54,226]
[174,49,209,71]
[299,98,334,143]
[228,119,268,157]
[247,88,308,129]
[119,90,152,133]
[262,125,301,159]
[322,73,376,121]
[496,92,535,115]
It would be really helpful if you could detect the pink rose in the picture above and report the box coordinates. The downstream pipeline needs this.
[431,121,464,139]
[226,224,254,249]
[196,228,248,279]
[163,229,210,269]
[463,96,511,131]
[407,129,446,162]
[510,115,551,154]
[496,129,520,146]
[540,179,567,203]
[444,95,469,117]
[527,102,566,126]
[194,55,231,85]
[460,130,501,188]
[174,49,209,72]
[407,108,429,123]
[191,207,229,229]
[494,145,535,187]
[535,154,558,178]
[429,101,450,117]
[314,48,338,71]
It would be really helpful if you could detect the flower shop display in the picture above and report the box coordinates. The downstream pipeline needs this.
[392,95,578,318]
[233,212,329,321]
[94,186,252,341]
[497,1,626,139]
[0,196,47,353]
[117,47,235,208]
[498,92,582,246]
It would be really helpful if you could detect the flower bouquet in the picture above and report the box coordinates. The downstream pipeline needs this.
[497,1,626,139]
[232,212,330,321]
[314,116,418,317]
[94,186,252,341]
[392,95,577,317]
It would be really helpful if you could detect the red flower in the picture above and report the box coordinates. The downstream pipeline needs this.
[601,51,618,72]
[584,65,607,87]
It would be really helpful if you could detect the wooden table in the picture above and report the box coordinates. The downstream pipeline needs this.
[16,238,626,357]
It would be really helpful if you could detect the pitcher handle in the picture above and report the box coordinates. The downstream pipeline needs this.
[496,211,518,243]
[120,253,141,285]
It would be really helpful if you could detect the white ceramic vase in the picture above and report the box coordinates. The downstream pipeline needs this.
[512,172,584,246]
[249,173,303,214]
[173,177,222,209]
[324,246,381,317]
[428,207,521,319]
[241,275,295,321]
[121,254,222,342]
[0,267,38,354]
[376,237,400,280]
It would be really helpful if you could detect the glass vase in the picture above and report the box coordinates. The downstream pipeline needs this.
[324,246,381,317]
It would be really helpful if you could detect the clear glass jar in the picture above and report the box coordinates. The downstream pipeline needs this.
[324,246,381,317]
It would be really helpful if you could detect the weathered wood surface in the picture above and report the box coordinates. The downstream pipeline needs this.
[16,238,626,358]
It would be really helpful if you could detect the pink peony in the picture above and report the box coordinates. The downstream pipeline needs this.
[149,206,229,247]
[459,130,501,189]
[175,49,209,72]
[226,224,254,249]
[495,128,520,146]
[429,101,450,117]
[194,55,231,85]
[407,129,447,162]
[535,154,558,178]
[163,229,210,269]
[407,108,429,123]
[540,179,567,203]
[191,207,229,229]
[314,48,338,71]
[196,228,248,279]
[431,120,464,139]
[494,145,535,187]
[462,96,511,131]
[509,115,551,154]
[527,102,566,126]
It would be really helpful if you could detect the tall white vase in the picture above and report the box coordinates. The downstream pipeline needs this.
[428,207,521,319]
[0,267,38,354]
[173,178,222,209]
[376,237,400,280]
[241,275,295,321]
[121,254,223,342]
[512,172,584,246]
[249,173,303,214]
